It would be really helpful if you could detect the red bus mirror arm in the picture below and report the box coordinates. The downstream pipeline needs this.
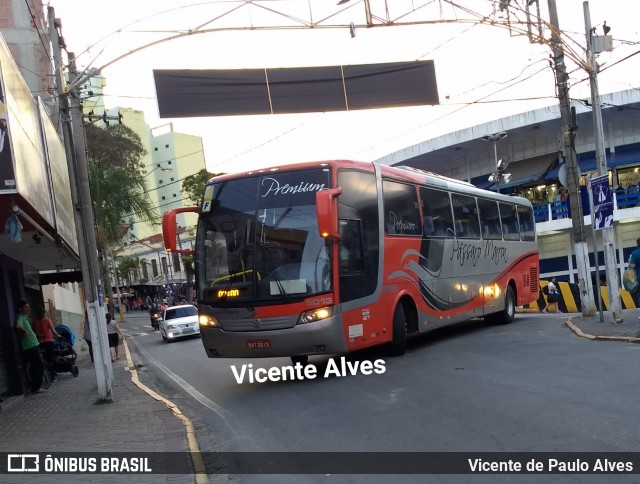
[162,207,199,254]
[316,188,342,239]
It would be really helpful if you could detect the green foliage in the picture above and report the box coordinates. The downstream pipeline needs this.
[116,256,139,279]
[85,124,147,177]
[182,169,224,205]
[85,123,158,244]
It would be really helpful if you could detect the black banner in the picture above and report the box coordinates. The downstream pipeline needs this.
[2,452,640,474]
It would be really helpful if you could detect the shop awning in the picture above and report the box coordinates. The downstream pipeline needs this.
[472,154,557,191]
[39,270,83,285]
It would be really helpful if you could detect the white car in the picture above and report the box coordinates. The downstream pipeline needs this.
[160,304,200,342]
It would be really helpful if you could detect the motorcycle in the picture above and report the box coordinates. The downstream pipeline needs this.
[150,311,162,331]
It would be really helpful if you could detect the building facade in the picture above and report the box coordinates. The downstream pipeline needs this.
[0,21,81,399]
[377,88,640,288]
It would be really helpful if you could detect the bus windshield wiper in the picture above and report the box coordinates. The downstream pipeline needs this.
[259,242,290,303]
[220,245,252,302]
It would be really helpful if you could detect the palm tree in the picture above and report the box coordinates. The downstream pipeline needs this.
[85,124,158,314]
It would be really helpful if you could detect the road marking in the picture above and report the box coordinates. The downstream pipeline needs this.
[122,339,209,484]
[127,337,260,452]
[123,332,149,337]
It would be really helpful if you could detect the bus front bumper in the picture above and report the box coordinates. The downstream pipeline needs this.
[200,314,347,358]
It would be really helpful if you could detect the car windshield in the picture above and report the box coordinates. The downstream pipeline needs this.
[197,168,332,305]
[165,306,197,320]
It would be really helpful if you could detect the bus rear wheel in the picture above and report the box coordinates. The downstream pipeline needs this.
[486,285,515,325]
[389,304,407,356]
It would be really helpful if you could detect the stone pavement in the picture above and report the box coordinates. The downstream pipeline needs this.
[0,338,197,484]
[565,307,640,342]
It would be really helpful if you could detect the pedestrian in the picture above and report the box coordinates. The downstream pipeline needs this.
[79,312,93,363]
[542,277,562,313]
[33,308,60,379]
[105,313,124,362]
[14,300,45,393]
[628,237,640,318]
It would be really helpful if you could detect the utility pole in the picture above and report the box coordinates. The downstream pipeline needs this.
[547,0,595,316]
[583,1,622,322]
[49,6,113,400]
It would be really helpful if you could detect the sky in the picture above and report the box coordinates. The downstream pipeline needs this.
[47,0,640,175]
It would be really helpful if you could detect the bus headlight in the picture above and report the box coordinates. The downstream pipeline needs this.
[199,315,220,327]
[299,306,333,324]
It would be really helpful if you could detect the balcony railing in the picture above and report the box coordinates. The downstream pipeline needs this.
[533,189,640,223]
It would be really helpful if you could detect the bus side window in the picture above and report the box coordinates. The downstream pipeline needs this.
[382,180,422,236]
[451,194,480,239]
[424,216,434,236]
[420,187,454,238]
[499,203,520,240]
[517,205,535,241]
[478,198,502,240]
[339,219,364,274]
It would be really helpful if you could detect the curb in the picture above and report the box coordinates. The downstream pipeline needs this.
[122,338,210,484]
[564,318,640,343]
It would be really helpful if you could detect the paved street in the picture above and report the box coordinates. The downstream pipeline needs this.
[1,309,640,483]
[122,310,640,483]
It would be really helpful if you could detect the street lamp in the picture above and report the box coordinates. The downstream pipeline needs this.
[482,131,508,193]
[145,163,173,176]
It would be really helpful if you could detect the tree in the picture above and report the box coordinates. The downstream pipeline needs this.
[116,256,140,284]
[182,254,195,303]
[85,123,158,314]
[182,168,224,205]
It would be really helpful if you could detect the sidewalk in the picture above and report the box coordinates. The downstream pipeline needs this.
[565,308,640,342]
[0,337,196,483]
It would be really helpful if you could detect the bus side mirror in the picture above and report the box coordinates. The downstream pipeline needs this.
[316,188,342,239]
[162,207,199,254]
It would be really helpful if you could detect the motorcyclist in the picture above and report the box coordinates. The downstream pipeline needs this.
[149,304,161,329]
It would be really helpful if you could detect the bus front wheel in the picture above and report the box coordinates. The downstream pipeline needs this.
[389,304,407,356]
[486,285,515,325]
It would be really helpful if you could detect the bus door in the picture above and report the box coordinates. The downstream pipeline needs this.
[336,170,381,349]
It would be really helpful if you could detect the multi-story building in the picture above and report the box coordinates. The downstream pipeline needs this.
[0,0,53,109]
[0,11,81,398]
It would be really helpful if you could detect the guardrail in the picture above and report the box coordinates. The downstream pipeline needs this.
[533,189,640,223]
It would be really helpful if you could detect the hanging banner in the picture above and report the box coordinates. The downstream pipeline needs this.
[591,174,613,230]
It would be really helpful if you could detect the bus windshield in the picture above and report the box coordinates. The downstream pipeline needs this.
[197,168,332,305]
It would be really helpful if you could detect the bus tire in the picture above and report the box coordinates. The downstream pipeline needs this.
[486,284,515,325]
[291,355,308,365]
[389,304,407,356]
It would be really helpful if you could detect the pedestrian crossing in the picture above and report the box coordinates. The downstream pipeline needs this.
[121,325,157,338]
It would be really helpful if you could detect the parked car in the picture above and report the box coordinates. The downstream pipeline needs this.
[160,304,200,342]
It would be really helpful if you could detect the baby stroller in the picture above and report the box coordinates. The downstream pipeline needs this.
[52,325,79,377]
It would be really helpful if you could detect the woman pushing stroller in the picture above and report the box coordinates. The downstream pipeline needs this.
[34,309,61,379]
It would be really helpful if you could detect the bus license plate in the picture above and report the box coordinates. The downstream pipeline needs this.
[246,339,271,349]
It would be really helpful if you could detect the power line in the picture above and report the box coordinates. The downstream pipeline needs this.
[23,0,52,63]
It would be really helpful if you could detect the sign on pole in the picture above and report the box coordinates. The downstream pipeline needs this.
[590,175,613,230]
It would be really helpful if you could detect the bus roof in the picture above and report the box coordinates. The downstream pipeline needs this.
[206,159,532,207]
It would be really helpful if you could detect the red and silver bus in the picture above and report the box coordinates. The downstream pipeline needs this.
[163,160,539,363]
